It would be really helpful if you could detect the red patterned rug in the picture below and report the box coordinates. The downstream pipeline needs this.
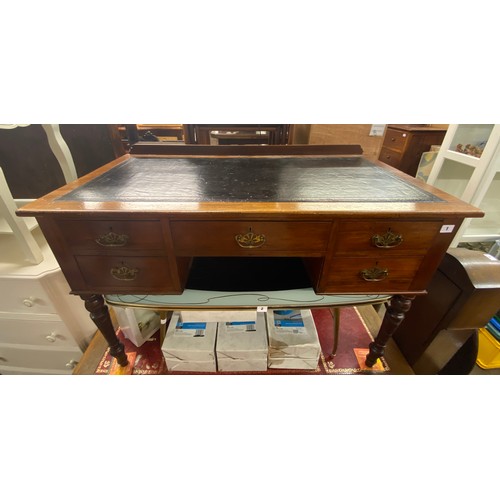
[95,307,389,375]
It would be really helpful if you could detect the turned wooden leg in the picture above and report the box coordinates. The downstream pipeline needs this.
[80,294,128,367]
[365,294,415,367]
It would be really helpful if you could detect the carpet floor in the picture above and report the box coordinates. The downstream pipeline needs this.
[91,307,390,375]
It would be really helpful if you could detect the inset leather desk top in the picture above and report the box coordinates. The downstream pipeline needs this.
[59,156,441,204]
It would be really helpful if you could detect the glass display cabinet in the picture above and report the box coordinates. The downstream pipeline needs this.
[426,124,500,246]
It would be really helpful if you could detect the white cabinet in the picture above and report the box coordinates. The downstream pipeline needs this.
[0,228,97,375]
[0,124,98,374]
[426,124,500,246]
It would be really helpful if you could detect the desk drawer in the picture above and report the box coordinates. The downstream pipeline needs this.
[379,146,402,167]
[171,221,332,256]
[56,220,166,253]
[335,220,442,255]
[323,256,424,293]
[75,256,179,292]
[384,128,408,151]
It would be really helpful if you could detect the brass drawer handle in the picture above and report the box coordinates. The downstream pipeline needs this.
[96,230,129,247]
[372,229,403,248]
[110,264,139,281]
[360,267,389,282]
[235,228,266,248]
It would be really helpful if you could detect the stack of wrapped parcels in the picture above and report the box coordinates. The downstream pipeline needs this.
[162,312,218,372]
[161,308,320,372]
[266,309,321,370]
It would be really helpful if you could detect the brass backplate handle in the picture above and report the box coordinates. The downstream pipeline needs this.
[235,229,266,248]
[96,230,129,247]
[371,229,403,249]
[110,264,139,281]
[360,267,389,282]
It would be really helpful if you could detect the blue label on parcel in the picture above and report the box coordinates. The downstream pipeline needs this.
[275,319,305,327]
[176,322,207,329]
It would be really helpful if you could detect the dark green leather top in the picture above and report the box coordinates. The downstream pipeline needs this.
[59,156,441,203]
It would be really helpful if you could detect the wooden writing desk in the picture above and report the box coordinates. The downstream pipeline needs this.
[18,146,483,369]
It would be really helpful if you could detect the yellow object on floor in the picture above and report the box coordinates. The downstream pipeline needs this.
[353,348,385,371]
[109,352,137,375]
[476,328,500,369]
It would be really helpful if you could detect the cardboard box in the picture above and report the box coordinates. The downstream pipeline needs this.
[267,309,320,369]
[216,307,268,372]
[112,306,159,347]
[163,359,218,373]
[267,357,318,370]
[161,312,217,372]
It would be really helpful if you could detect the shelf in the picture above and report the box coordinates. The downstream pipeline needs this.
[426,124,500,247]
[433,159,475,198]
[105,288,391,310]
[442,150,483,168]
[448,124,494,159]
[466,171,500,240]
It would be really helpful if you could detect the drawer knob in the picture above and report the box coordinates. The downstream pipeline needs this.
[46,332,59,343]
[360,266,389,282]
[66,359,78,369]
[235,229,266,248]
[111,264,139,281]
[96,230,129,247]
[372,229,403,248]
[23,297,36,307]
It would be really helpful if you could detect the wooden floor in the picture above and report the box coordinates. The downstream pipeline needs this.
[73,304,415,375]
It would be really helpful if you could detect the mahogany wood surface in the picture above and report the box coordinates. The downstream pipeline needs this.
[378,125,447,177]
[130,143,364,156]
[17,148,484,368]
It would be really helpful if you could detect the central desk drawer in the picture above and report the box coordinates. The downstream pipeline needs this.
[171,221,332,255]
[56,220,166,253]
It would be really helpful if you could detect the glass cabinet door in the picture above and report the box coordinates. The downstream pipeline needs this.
[448,124,494,159]
[466,149,500,241]
[426,124,500,246]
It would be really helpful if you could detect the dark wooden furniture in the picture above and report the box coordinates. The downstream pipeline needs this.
[119,125,184,149]
[0,125,124,199]
[378,125,447,177]
[17,145,482,369]
[128,143,363,156]
[183,125,290,145]
[393,248,500,373]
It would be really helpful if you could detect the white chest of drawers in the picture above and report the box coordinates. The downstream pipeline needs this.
[0,228,97,374]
